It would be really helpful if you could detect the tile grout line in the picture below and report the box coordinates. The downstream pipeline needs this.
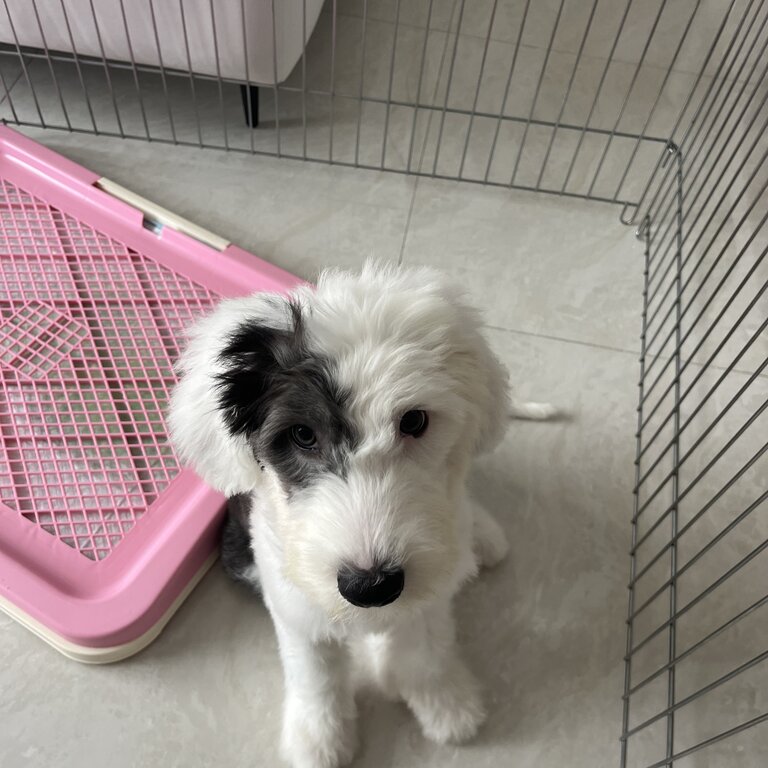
[325,10,734,82]
[486,323,642,356]
[486,324,766,379]
[397,177,419,266]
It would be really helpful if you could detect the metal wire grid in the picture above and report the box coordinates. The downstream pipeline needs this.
[620,0,768,764]
[0,177,218,560]
[0,0,727,207]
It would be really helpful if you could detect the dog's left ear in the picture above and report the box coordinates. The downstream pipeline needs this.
[466,324,510,455]
[167,292,298,496]
[436,281,510,457]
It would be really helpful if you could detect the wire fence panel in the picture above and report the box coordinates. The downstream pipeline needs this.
[622,0,768,765]
[0,1,764,765]
[0,0,724,206]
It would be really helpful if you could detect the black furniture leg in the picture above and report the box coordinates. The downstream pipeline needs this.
[240,84,260,128]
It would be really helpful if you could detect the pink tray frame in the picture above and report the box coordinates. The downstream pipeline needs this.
[0,126,299,657]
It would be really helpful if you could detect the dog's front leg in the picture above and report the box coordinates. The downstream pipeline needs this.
[273,619,357,768]
[390,600,486,745]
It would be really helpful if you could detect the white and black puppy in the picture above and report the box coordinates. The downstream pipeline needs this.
[168,262,553,768]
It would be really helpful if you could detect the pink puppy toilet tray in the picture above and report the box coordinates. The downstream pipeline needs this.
[0,126,298,662]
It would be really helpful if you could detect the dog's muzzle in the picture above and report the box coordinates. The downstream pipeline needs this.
[337,565,404,608]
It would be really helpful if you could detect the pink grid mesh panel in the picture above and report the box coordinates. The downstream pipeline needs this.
[0,178,219,561]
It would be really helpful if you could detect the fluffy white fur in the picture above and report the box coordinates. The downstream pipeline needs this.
[169,262,552,768]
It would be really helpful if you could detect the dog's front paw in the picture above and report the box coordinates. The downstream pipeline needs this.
[280,698,358,768]
[407,662,486,745]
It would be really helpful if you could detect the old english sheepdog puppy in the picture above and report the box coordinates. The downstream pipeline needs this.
[168,262,553,768]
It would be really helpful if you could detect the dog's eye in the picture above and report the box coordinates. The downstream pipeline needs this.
[290,424,318,450]
[399,410,428,438]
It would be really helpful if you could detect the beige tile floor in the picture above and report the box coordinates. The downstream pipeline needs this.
[2,2,768,767]
[0,128,642,768]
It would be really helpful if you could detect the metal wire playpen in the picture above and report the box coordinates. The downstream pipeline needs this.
[0,0,765,765]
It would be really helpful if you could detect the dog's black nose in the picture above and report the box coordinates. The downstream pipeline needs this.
[337,566,404,608]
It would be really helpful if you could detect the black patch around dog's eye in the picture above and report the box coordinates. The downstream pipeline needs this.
[215,300,356,490]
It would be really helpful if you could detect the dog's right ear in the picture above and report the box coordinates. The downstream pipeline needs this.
[167,292,298,496]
